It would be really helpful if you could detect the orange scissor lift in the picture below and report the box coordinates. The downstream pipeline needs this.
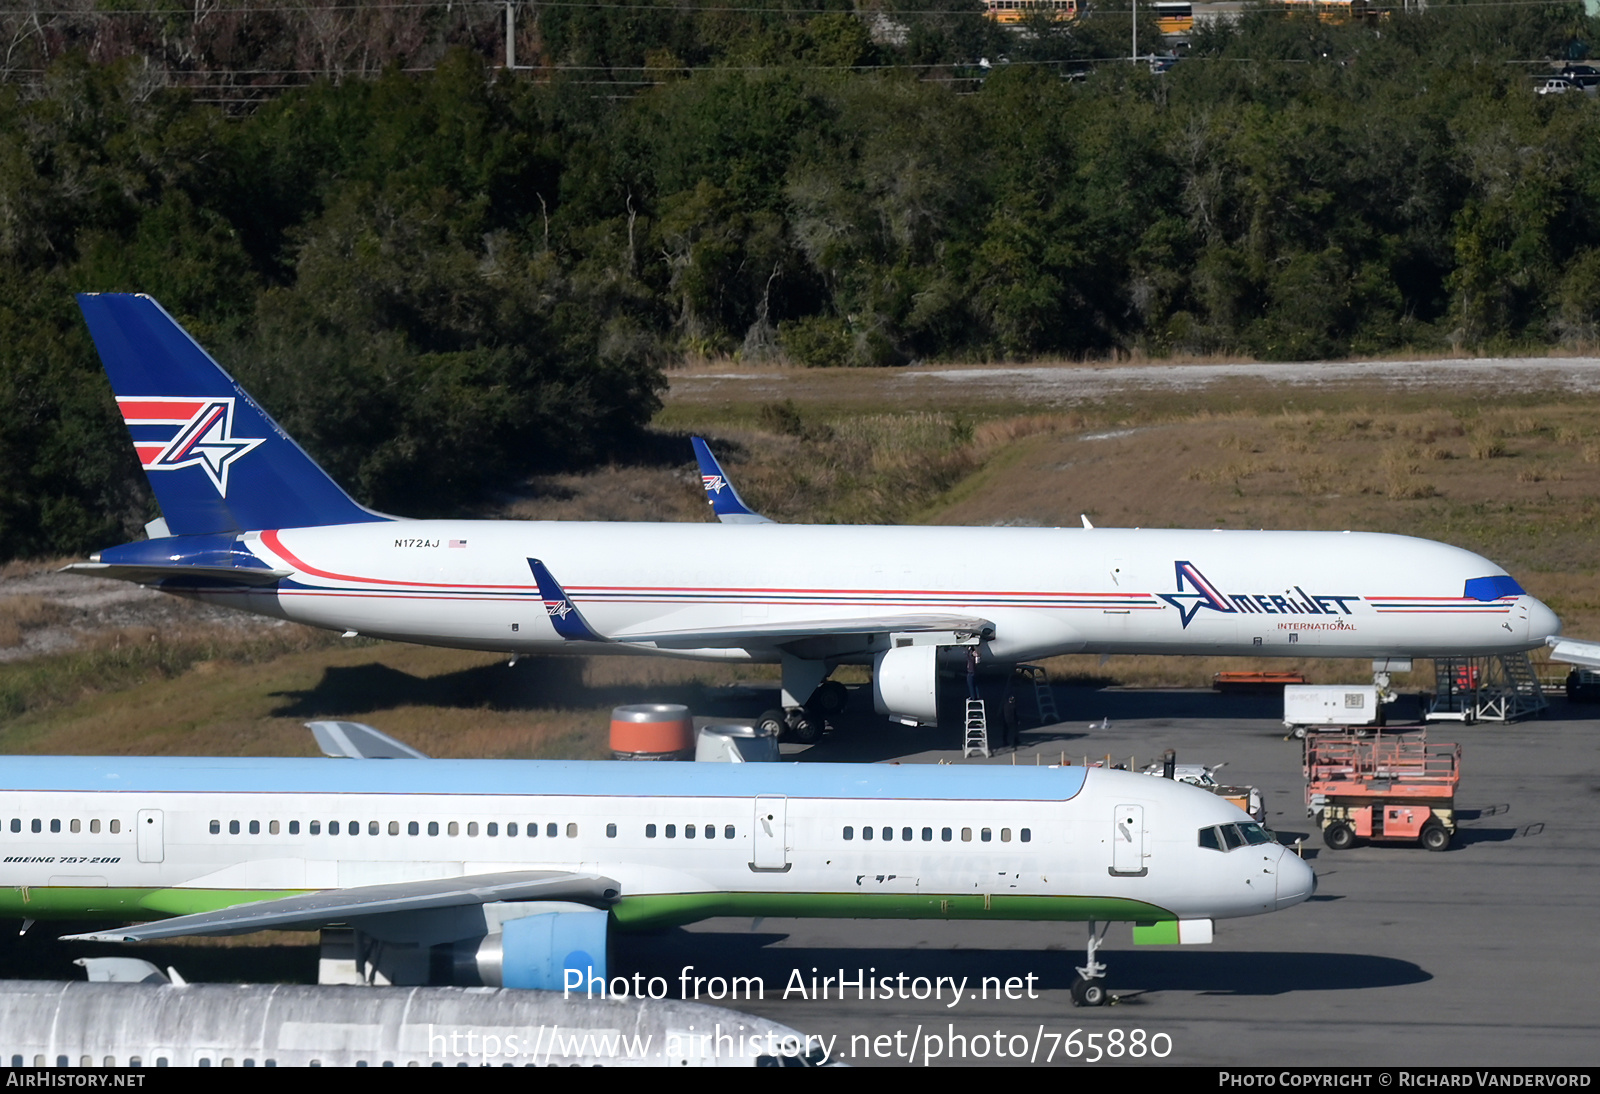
[1304,731,1461,851]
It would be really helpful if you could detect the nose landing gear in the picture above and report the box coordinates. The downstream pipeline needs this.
[1071,920,1110,1007]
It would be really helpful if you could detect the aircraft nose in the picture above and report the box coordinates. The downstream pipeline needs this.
[1525,597,1561,644]
[1274,847,1316,910]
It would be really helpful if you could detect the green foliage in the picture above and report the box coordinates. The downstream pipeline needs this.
[9,9,1600,558]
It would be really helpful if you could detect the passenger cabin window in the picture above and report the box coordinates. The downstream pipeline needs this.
[1021,828,1031,842]
[289,821,300,835]
[310,821,321,835]
[724,825,735,839]
[843,826,854,840]
[646,824,657,838]
[942,828,953,842]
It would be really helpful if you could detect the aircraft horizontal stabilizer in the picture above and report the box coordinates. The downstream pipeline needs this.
[307,720,430,759]
[691,437,773,524]
[612,613,996,649]
[61,870,620,943]
[1546,636,1600,669]
[62,561,292,587]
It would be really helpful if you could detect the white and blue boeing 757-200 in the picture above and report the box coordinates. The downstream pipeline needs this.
[1,749,1315,1005]
[68,294,1560,734]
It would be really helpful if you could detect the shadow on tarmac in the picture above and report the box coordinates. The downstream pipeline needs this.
[615,928,1431,997]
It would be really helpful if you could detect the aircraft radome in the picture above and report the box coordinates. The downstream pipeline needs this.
[69,294,1560,737]
[0,732,1317,1006]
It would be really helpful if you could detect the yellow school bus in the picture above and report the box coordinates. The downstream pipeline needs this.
[1154,2,1194,35]
[984,0,1079,25]
[1279,0,1383,24]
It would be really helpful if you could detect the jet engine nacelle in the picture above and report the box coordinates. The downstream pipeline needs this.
[873,645,941,726]
[453,903,609,990]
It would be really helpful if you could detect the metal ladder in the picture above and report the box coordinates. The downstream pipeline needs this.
[1428,653,1548,723]
[1017,664,1059,726]
[963,698,990,758]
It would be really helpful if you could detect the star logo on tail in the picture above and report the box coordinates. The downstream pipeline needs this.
[132,398,264,497]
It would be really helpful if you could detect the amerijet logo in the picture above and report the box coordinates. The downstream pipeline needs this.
[702,474,727,495]
[543,597,576,621]
[1158,561,1238,627]
[117,397,265,497]
[1158,560,1363,629]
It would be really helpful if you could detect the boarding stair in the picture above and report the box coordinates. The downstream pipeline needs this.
[963,699,991,758]
[1426,653,1547,724]
[1017,664,1060,726]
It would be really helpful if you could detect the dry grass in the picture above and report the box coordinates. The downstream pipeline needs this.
[0,595,64,646]
[12,376,1600,759]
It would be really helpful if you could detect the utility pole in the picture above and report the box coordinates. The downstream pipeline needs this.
[505,0,516,70]
[1131,0,1137,64]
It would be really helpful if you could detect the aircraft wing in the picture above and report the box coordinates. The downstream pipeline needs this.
[1547,636,1600,669]
[528,559,991,648]
[62,561,292,587]
[610,614,995,649]
[61,871,620,943]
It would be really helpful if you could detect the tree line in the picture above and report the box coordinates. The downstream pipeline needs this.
[2,1,1598,560]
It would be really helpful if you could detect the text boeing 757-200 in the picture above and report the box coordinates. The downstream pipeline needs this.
[68,294,1560,734]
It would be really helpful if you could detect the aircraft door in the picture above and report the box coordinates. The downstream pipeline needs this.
[1109,804,1147,877]
[751,796,789,871]
[137,809,164,863]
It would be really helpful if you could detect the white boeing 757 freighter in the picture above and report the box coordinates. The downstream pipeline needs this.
[68,294,1560,735]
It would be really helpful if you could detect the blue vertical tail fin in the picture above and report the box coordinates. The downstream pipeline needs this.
[691,437,773,524]
[77,293,388,535]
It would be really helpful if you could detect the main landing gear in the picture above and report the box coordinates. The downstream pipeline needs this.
[757,681,847,745]
[1071,920,1110,1007]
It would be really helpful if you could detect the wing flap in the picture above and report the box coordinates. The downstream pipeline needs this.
[62,870,620,942]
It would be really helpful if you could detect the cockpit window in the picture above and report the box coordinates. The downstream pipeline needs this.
[1198,827,1222,851]
[1221,824,1245,850]
[1238,823,1273,846]
[1464,575,1524,601]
